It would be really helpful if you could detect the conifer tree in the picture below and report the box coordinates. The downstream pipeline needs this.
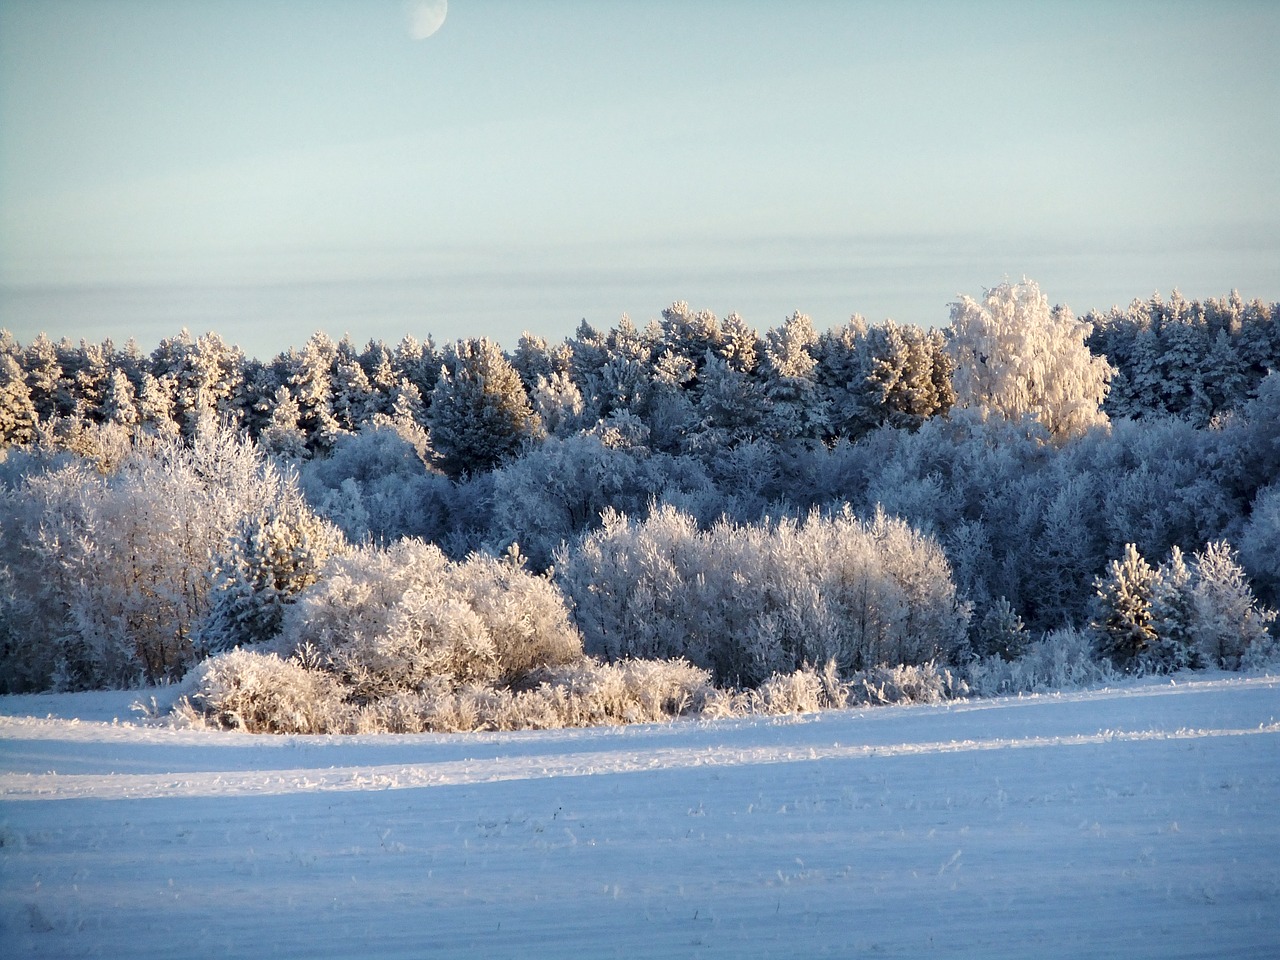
[196,502,347,655]
[974,596,1029,661]
[428,338,543,477]
[1092,543,1159,671]
[0,353,38,445]
[1148,545,1197,671]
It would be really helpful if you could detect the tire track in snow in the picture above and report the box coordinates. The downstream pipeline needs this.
[4,723,1277,801]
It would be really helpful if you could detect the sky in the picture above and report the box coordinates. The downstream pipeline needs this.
[1,0,1277,360]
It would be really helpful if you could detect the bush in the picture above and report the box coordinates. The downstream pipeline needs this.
[179,652,715,734]
[967,627,1117,697]
[0,423,313,690]
[176,649,348,734]
[558,504,971,686]
[275,539,583,696]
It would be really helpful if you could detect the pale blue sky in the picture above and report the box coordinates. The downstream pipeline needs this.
[1,0,1277,358]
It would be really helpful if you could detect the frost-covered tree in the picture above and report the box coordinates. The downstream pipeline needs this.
[973,597,1029,661]
[195,499,348,655]
[0,353,38,445]
[330,349,380,434]
[391,333,441,402]
[689,353,770,451]
[761,311,826,441]
[23,333,67,423]
[259,385,309,461]
[485,433,713,570]
[532,370,586,438]
[150,330,244,439]
[558,505,969,686]
[1148,545,1197,672]
[135,371,180,440]
[1091,543,1159,671]
[99,368,139,430]
[948,279,1112,441]
[0,423,310,689]
[1239,483,1280,603]
[1190,540,1276,669]
[428,338,543,477]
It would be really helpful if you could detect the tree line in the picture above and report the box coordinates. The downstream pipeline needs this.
[1,280,1277,728]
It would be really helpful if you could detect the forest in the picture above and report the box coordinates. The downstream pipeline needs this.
[1,279,1277,733]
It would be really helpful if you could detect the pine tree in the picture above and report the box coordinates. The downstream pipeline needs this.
[196,503,347,655]
[974,596,1029,660]
[0,353,38,445]
[23,333,66,423]
[1092,543,1159,671]
[761,311,827,441]
[286,332,342,452]
[1148,545,1197,672]
[100,368,139,430]
[1191,540,1276,669]
[428,338,543,477]
[136,372,180,440]
[259,385,310,461]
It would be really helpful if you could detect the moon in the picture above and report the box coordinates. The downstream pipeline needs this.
[408,0,447,40]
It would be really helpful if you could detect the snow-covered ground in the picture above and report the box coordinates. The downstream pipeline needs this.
[2,676,1278,958]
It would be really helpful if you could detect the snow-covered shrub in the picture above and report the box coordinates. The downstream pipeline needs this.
[176,648,348,734]
[748,666,829,714]
[704,660,965,716]
[558,504,970,686]
[966,626,1117,697]
[519,657,715,726]
[0,423,307,690]
[275,539,583,699]
[182,653,713,734]
[845,662,968,706]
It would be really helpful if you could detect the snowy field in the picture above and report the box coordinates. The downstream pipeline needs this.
[2,677,1279,959]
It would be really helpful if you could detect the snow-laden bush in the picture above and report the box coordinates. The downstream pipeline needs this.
[179,652,714,734]
[845,662,969,706]
[701,660,967,717]
[0,423,310,691]
[175,648,347,734]
[967,626,1119,697]
[274,539,583,697]
[558,504,971,686]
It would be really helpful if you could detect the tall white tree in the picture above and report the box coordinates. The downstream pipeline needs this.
[947,279,1112,441]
